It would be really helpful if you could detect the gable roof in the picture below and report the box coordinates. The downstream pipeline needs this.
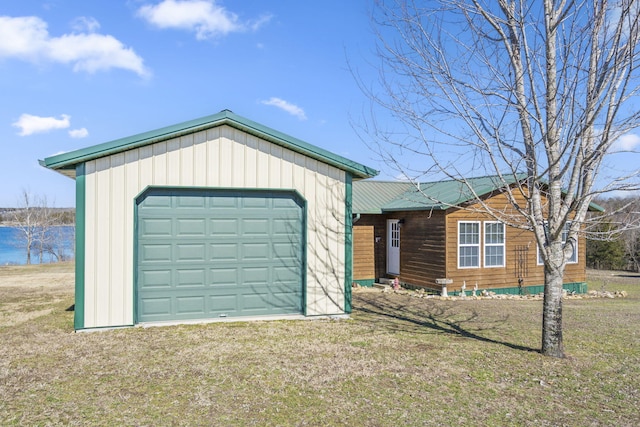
[40,109,378,180]
[353,175,605,213]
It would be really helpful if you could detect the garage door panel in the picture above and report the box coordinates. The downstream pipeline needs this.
[177,218,206,236]
[242,243,270,260]
[273,218,301,235]
[242,218,270,236]
[176,269,206,287]
[210,218,238,235]
[141,218,173,236]
[242,197,269,208]
[175,296,206,315]
[176,244,206,262]
[141,270,172,288]
[271,292,302,310]
[140,297,172,317]
[241,292,270,311]
[208,295,239,314]
[210,196,237,208]
[141,244,172,262]
[142,195,172,208]
[209,268,238,285]
[243,267,269,284]
[210,243,238,261]
[273,266,301,282]
[272,242,300,259]
[137,189,304,323]
[176,195,206,209]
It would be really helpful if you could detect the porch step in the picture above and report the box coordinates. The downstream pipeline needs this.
[373,283,390,290]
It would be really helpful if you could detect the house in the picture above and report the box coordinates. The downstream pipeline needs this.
[41,110,377,331]
[352,176,598,294]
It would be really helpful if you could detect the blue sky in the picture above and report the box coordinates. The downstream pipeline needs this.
[3,1,638,208]
[0,0,382,207]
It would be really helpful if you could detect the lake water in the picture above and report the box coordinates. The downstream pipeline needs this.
[0,226,75,265]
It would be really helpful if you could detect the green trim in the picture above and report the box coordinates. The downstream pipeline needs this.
[74,163,86,331]
[41,110,378,180]
[353,279,375,288]
[448,282,588,296]
[301,195,308,317]
[132,193,139,324]
[344,173,353,313]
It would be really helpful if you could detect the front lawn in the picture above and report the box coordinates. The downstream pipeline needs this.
[1,264,638,426]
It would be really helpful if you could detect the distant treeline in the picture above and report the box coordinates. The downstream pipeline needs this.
[0,208,75,225]
[586,196,640,272]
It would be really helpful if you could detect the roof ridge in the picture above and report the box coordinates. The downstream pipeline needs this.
[41,110,378,180]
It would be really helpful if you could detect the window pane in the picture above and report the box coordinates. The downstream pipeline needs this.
[460,223,479,244]
[459,246,479,267]
[485,246,504,267]
[485,222,504,244]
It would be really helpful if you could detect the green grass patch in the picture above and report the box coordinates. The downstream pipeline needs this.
[1,264,639,426]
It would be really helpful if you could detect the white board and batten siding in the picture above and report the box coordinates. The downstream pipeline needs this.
[82,125,347,328]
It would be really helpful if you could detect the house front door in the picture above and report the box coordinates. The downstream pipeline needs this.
[387,219,400,275]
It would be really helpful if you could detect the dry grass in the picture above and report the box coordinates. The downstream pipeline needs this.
[0,263,638,426]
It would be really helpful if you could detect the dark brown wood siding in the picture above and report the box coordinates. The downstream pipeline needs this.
[395,210,447,288]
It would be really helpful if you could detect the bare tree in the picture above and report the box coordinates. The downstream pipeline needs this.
[10,190,41,264]
[9,190,72,264]
[359,0,640,357]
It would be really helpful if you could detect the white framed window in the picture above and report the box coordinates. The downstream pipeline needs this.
[484,221,505,267]
[537,222,578,265]
[458,221,480,268]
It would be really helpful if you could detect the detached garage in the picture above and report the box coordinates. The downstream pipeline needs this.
[41,110,377,330]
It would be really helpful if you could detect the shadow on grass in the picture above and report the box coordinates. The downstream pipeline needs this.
[353,293,540,354]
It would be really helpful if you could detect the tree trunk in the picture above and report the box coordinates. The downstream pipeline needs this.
[542,265,565,358]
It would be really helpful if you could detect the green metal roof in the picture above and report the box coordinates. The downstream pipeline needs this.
[354,174,605,213]
[40,109,378,180]
[353,176,516,213]
[352,181,414,214]
[383,175,521,211]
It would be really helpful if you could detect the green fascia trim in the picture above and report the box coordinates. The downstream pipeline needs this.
[448,282,588,296]
[41,110,378,180]
[353,279,375,287]
[74,163,86,331]
[344,174,353,314]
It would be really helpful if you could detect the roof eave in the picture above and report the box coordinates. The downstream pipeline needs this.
[41,110,378,180]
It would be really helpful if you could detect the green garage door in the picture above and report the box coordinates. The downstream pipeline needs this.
[136,188,305,323]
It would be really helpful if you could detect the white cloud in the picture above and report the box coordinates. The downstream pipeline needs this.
[71,16,101,33]
[12,114,71,136]
[261,97,307,120]
[69,128,89,139]
[0,15,149,77]
[137,0,271,40]
[612,133,640,152]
